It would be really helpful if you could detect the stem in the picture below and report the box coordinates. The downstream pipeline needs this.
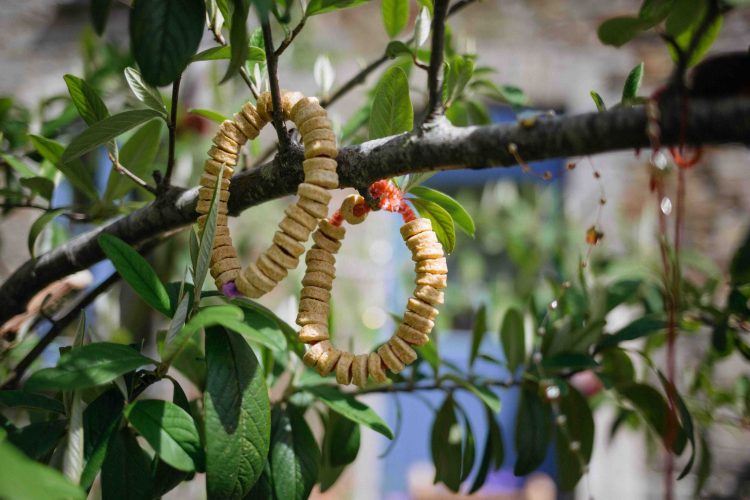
[162,75,182,192]
[108,153,158,195]
[210,27,259,100]
[425,0,449,120]
[0,272,121,390]
[260,15,291,152]
[274,16,306,57]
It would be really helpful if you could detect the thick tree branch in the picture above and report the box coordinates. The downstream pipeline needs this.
[426,0,449,119]
[0,97,748,324]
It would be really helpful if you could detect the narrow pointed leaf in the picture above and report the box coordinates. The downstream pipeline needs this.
[305,385,393,439]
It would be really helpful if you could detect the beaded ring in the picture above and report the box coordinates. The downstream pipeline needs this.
[196,90,339,298]
[297,184,448,387]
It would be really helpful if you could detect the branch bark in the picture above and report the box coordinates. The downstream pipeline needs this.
[1,96,748,324]
[425,0,449,119]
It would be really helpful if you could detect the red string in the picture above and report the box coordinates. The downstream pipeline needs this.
[330,180,416,227]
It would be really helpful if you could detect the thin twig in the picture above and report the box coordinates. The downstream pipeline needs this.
[108,153,158,195]
[162,75,182,192]
[0,272,121,390]
[260,14,291,152]
[274,16,306,57]
[210,28,259,100]
[426,0,449,120]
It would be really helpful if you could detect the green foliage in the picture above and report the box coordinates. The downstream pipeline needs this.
[129,0,205,86]
[306,0,370,16]
[269,406,320,500]
[369,66,413,139]
[204,326,270,498]
[305,385,394,439]
[25,343,154,391]
[621,62,644,103]
[98,233,172,316]
[514,387,551,476]
[382,0,409,38]
[411,198,456,253]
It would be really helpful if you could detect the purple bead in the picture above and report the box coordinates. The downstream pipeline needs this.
[222,281,243,298]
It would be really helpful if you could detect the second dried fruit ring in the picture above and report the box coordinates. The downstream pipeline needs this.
[297,190,448,387]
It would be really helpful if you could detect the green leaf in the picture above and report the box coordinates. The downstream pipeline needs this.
[98,233,172,317]
[233,298,304,358]
[673,10,723,67]
[731,228,750,286]
[63,74,109,126]
[124,400,202,473]
[386,40,413,59]
[597,16,649,47]
[220,313,287,352]
[443,374,501,413]
[590,90,606,111]
[469,406,504,494]
[0,153,36,178]
[81,389,125,490]
[443,55,475,106]
[91,0,113,35]
[639,0,674,25]
[368,66,413,140]
[514,387,551,476]
[123,67,167,116]
[0,439,85,500]
[382,0,409,38]
[162,305,243,365]
[129,0,205,86]
[270,406,320,500]
[62,109,163,164]
[28,135,99,200]
[27,208,65,259]
[104,119,162,201]
[305,385,394,439]
[411,198,456,254]
[7,420,67,461]
[193,168,224,301]
[187,108,229,124]
[500,307,525,374]
[596,315,666,351]
[658,372,695,479]
[556,385,594,491]
[0,390,65,414]
[204,326,270,498]
[101,428,153,500]
[191,45,265,62]
[19,176,54,201]
[469,304,487,366]
[323,409,360,467]
[621,62,644,102]
[618,382,682,452]
[409,185,475,237]
[306,0,369,16]
[25,343,154,392]
[221,0,251,84]
[598,347,635,389]
[431,396,462,491]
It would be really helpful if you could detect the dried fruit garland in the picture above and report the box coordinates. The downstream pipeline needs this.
[196,91,339,298]
[298,183,448,387]
[198,93,447,386]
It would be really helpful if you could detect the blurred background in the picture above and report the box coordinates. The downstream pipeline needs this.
[1,0,750,498]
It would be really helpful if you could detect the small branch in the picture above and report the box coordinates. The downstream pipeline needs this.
[425,0,449,120]
[162,76,182,192]
[260,15,291,152]
[108,153,158,195]
[274,16,306,57]
[320,0,478,109]
[209,27,259,100]
[0,272,121,390]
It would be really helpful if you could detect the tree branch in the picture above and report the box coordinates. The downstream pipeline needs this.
[161,76,181,192]
[0,97,748,324]
[426,0,449,120]
[274,15,306,58]
[260,15,291,152]
[108,153,158,195]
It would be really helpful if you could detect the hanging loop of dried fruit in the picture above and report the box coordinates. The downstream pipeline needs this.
[195,90,339,298]
[297,182,446,387]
